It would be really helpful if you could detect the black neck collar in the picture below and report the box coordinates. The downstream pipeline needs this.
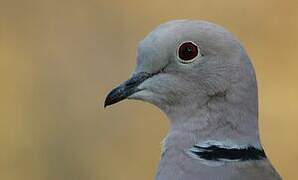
[188,143,267,162]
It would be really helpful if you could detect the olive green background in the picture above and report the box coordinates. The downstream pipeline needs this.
[1,0,297,179]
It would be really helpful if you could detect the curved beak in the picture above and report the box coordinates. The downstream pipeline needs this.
[104,72,152,107]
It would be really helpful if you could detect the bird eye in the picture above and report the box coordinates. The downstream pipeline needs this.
[177,41,200,63]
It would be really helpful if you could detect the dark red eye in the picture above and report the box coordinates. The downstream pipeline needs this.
[178,42,199,62]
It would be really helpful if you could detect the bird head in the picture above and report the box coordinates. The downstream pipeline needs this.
[105,20,257,116]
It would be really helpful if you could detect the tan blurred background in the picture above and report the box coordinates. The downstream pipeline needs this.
[0,0,297,179]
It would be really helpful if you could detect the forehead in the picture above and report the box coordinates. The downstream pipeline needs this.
[139,20,236,52]
[135,20,242,73]
[140,21,197,48]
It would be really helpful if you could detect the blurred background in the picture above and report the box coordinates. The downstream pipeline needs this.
[1,0,297,179]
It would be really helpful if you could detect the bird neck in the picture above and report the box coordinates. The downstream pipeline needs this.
[163,91,261,151]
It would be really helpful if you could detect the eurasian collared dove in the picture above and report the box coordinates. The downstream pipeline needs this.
[104,20,282,180]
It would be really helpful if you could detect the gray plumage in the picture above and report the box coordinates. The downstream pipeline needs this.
[105,20,281,180]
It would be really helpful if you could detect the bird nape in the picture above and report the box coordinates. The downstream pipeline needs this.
[104,20,282,180]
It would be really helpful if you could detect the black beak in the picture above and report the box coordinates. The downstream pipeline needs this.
[104,72,152,107]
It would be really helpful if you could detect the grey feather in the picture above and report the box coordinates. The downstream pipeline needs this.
[105,19,282,180]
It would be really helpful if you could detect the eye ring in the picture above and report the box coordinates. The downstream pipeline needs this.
[177,41,201,64]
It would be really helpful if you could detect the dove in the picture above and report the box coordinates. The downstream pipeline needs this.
[105,20,282,180]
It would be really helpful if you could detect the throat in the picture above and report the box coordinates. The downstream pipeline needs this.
[163,97,262,156]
